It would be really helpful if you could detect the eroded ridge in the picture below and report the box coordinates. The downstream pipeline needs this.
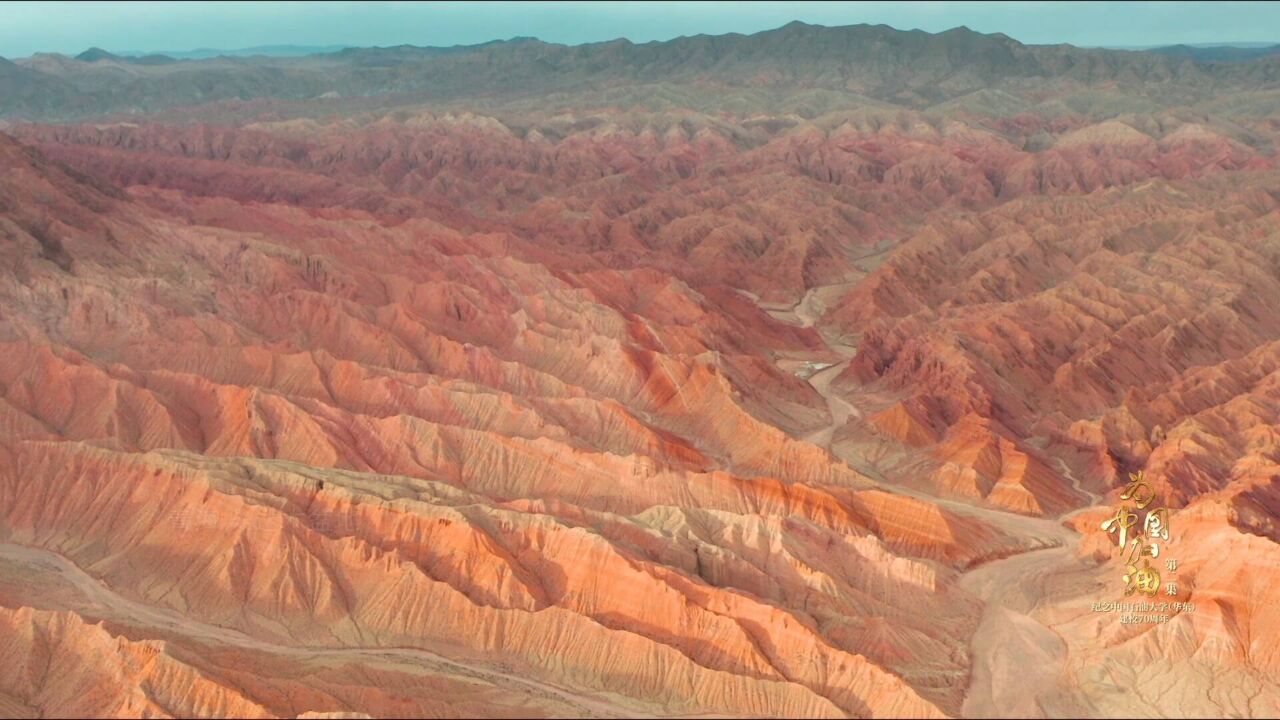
[3,21,1280,718]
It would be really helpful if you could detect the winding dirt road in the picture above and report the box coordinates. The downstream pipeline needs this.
[757,280,1102,719]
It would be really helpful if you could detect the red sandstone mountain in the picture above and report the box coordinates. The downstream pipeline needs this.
[2,20,1279,720]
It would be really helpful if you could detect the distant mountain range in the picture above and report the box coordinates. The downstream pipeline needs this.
[1112,40,1278,49]
[66,37,1280,65]
[4,23,1280,122]
[114,44,352,60]
[1143,43,1280,62]
[74,47,177,65]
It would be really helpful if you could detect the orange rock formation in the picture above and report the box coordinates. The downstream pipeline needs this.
[2,20,1280,719]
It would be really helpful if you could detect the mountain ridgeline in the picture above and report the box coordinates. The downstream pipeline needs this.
[3,22,1280,121]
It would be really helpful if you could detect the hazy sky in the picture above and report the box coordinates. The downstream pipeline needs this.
[4,1,1280,58]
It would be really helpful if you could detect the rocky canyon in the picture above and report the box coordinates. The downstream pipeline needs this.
[1,19,1280,719]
